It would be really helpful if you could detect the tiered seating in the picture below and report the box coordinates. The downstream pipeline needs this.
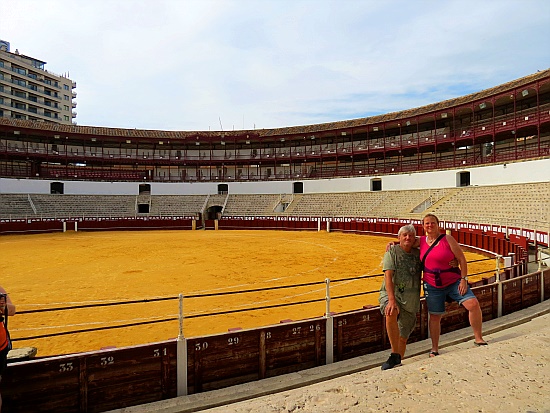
[288,192,386,217]
[1,183,548,231]
[428,182,550,231]
[368,188,454,218]
[0,194,35,218]
[30,195,136,218]
[222,194,281,216]
[149,195,207,216]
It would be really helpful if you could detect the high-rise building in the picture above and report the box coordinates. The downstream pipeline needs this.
[0,40,77,125]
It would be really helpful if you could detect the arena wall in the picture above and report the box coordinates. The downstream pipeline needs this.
[1,157,549,196]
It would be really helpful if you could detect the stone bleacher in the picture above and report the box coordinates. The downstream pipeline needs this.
[428,182,550,231]
[1,183,548,231]
[0,194,35,218]
[149,195,207,217]
[223,194,281,216]
[29,195,137,218]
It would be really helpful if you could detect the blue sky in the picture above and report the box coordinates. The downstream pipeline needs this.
[2,0,549,131]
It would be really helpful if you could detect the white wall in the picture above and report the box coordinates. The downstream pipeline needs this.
[1,158,548,195]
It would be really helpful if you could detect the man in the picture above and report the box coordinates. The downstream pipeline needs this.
[379,224,422,370]
[0,286,16,413]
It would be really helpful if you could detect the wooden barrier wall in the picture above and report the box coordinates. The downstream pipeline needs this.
[0,217,195,234]
[5,268,548,412]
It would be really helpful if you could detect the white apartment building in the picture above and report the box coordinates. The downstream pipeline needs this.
[0,39,77,125]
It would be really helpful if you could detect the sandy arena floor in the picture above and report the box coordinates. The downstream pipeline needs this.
[1,230,496,357]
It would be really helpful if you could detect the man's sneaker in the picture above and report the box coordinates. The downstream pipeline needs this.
[381,352,402,370]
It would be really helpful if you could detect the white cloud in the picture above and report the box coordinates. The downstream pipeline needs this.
[1,0,549,131]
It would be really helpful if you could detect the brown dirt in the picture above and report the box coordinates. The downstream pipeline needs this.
[1,230,496,357]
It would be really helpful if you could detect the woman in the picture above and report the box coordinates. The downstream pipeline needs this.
[421,214,487,357]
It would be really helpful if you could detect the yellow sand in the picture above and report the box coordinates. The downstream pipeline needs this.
[1,230,496,356]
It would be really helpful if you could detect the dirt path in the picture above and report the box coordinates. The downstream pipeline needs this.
[1,230,495,356]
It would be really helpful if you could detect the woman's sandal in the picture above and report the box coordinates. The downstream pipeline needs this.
[429,351,439,357]
[474,341,488,346]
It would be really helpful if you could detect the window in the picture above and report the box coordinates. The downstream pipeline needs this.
[64,95,69,101]
[13,90,26,98]
[28,83,38,91]
[0,97,3,104]
[64,115,70,121]
[64,105,69,111]
[12,102,26,110]
[44,79,51,85]
[28,106,38,113]
[44,89,52,96]
[28,94,38,102]
[12,67,26,75]
[12,77,26,86]
[44,111,52,118]
[63,84,70,90]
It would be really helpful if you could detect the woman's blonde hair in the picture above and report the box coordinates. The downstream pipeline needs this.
[423,213,440,224]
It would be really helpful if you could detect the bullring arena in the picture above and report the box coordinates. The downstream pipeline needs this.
[0,69,549,412]
[3,230,497,357]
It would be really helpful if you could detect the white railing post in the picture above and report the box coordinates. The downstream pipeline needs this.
[496,255,503,318]
[325,278,334,364]
[539,247,544,302]
[177,293,188,396]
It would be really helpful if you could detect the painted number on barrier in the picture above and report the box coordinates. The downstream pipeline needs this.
[228,337,240,346]
[292,326,301,335]
[59,362,74,373]
[195,342,209,351]
[362,315,370,322]
[266,332,272,339]
[338,319,347,327]
[100,356,114,366]
[153,348,167,357]
[309,324,320,332]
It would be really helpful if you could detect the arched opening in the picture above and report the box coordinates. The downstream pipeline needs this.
[371,178,382,191]
[50,182,64,194]
[139,184,151,194]
[457,171,470,187]
[218,184,228,194]
[206,205,223,220]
